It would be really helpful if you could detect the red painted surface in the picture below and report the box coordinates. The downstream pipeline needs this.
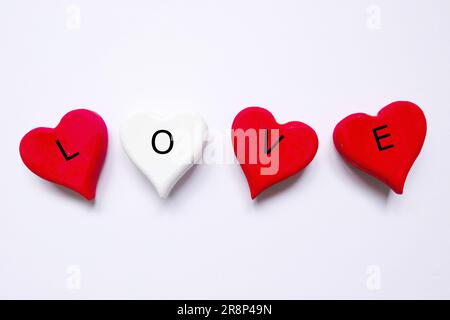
[333,101,427,194]
[232,107,318,199]
[20,109,108,200]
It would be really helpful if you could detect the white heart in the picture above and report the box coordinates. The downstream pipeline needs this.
[121,113,208,198]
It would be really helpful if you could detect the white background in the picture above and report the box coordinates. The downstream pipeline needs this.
[1,0,449,299]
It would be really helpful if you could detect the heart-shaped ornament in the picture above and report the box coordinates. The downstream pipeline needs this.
[19,109,108,200]
[232,107,318,199]
[333,101,427,194]
[121,113,208,198]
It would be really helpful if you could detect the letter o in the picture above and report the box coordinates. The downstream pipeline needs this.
[151,130,174,154]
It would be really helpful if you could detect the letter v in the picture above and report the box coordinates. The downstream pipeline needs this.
[264,129,284,155]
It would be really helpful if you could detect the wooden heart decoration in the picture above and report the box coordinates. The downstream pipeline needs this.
[120,113,208,198]
[19,109,108,200]
[333,101,427,194]
[232,107,319,199]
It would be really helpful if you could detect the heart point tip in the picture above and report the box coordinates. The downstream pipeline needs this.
[157,192,170,199]
[250,191,259,200]
[82,194,96,201]
[392,187,404,195]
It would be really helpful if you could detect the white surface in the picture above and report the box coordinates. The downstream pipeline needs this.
[121,112,208,198]
[0,0,449,299]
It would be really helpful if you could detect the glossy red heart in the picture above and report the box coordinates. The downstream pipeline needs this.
[333,101,426,194]
[232,107,318,199]
[19,109,108,200]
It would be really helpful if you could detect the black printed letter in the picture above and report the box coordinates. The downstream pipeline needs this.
[264,129,285,155]
[372,125,394,151]
[151,130,174,154]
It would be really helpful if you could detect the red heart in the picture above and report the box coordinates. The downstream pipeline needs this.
[232,107,318,199]
[19,109,108,200]
[333,101,427,194]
